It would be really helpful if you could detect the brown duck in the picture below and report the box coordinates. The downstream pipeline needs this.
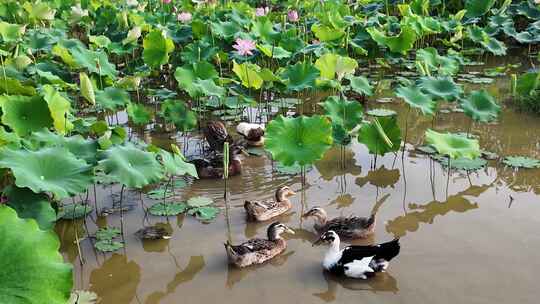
[203,121,232,152]
[244,186,296,221]
[302,207,376,239]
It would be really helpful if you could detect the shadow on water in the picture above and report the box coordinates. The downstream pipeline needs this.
[89,254,141,304]
[313,271,399,302]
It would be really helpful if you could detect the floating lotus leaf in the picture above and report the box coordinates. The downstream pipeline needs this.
[416,145,438,154]
[158,149,198,178]
[41,85,73,134]
[95,227,121,241]
[358,117,402,156]
[502,156,540,169]
[127,103,152,125]
[348,76,373,96]
[465,0,496,18]
[94,240,124,252]
[265,115,333,166]
[96,87,130,111]
[460,90,500,122]
[366,25,417,54]
[146,187,174,200]
[101,144,164,189]
[0,147,93,199]
[187,196,214,208]
[0,95,53,136]
[281,62,319,91]
[143,30,174,68]
[432,155,487,170]
[232,61,263,89]
[315,53,358,81]
[366,108,397,117]
[188,206,220,222]
[149,202,188,216]
[160,100,197,132]
[275,163,313,175]
[4,185,55,230]
[425,129,480,159]
[396,86,437,116]
[57,204,93,220]
[419,77,462,101]
[0,205,72,304]
[321,96,363,131]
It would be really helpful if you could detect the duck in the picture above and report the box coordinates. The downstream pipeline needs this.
[192,146,246,179]
[236,122,265,147]
[302,207,376,239]
[314,231,400,279]
[224,222,295,268]
[135,226,171,240]
[203,121,232,153]
[244,186,296,221]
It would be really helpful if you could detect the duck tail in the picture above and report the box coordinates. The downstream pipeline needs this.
[376,238,401,262]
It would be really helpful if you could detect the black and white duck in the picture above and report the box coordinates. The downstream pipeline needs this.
[244,186,296,221]
[236,122,265,147]
[224,222,295,268]
[302,207,376,239]
[313,231,400,279]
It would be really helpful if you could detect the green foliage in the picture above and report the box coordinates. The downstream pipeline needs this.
[0,95,53,136]
[502,156,540,169]
[4,185,56,230]
[95,227,121,241]
[425,129,480,159]
[143,30,175,69]
[419,77,462,101]
[321,96,363,131]
[367,25,417,54]
[460,90,501,122]
[396,86,437,116]
[58,204,92,220]
[282,62,319,91]
[232,61,263,89]
[358,117,402,156]
[149,202,188,216]
[187,196,214,208]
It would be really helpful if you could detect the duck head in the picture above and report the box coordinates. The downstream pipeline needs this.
[302,207,328,225]
[267,222,295,241]
[275,186,296,202]
[313,230,339,247]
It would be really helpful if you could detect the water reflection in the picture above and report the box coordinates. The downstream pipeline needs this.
[329,194,354,209]
[55,219,86,263]
[226,251,295,288]
[244,211,297,238]
[145,256,205,304]
[315,147,362,181]
[314,271,399,302]
[89,254,141,304]
[140,222,174,253]
[356,166,400,188]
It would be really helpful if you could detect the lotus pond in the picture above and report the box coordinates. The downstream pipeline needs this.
[1,0,540,304]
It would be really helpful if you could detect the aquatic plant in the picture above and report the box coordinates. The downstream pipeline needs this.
[503,156,540,169]
[425,129,480,159]
[358,117,402,156]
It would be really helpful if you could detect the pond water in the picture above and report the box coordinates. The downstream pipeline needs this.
[57,68,540,303]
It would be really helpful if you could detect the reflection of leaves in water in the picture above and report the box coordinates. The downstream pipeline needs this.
[145,256,205,304]
[499,168,540,195]
[315,147,362,181]
[314,270,399,302]
[386,196,479,238]
[90,254,141,304]
[226,251,294,288]
[55,219,86,263]
[356,166,400,188]
[330,194,355,209]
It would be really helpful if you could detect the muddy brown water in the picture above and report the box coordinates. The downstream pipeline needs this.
[57,72,540,303]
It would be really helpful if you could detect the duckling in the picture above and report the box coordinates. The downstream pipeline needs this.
[203,121,232,153]
[224,222,295,268]
[244,186,296,221]
[302,207,375,239]
[314,231,400,279]
[236,122,265,147]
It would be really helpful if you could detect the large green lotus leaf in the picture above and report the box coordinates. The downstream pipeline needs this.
[348,76,373,96]
[281,62,319,91]
[160,99,197,132]
[69,44,117,78]
[396,86,437,116]
[460,90,500,122]
[265,115,333,166]
[502,156,540,169]
[96,87,130,111]
[158,149,198,178]
[41,85,73,135]
[0,21,25,42]
[0,147,93,198]
[0,77,36,95]
[416,48,459,76]
[425,129,480,159]
[192,79,225,97]
[465,0,496,17]
[101,144,164,189]
[312,24,345,41]
[315,53,357,80]
[321,96,363,131]
[419,77,462,101]
[366,25,417,54]
[0,95,53,136]
[95,227,120,241]
[174,66,199,97]
[232,61,263,89]
[23,2,56,22]
[94,240,124,252]
[257,44,291,59]
[127,103,152,125]
[0,126,20,147]
[358,117,402,156]
[516,72,539,96]
[4,185,56,230]
[36,70,75,89]
[24,129,98,165]
[143,30,174,69]
[482,36,507,56]
[0,205,72,304]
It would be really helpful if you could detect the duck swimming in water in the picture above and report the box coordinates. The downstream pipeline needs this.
[314,231,400,279]
[192,146,246,179]
[302,207,376,239]
[224,222,295,268]
[244,186,296,221]
[203,121,232,153]
[236,122,265,147]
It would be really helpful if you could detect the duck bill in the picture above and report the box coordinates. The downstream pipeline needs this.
[288,190,296,196]
[286,228,295,235]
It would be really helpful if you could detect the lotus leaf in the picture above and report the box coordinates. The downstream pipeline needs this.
[321,96,363,131]
[425,129,480,159]
[0,21,25,42]
[149,202,188,216]
[127,103,152,125]
[188,206,220,222]
[187,196,214,208]
[94,240,124,252]
[366,108,397,117]
[70,45,117,78]
[79,72,95,105]
[257,44,291,59]
[101,144,164,189]
[348,76,373,96]
[58,204,93,220]
[0,77,36,95]
[4,185,55,230]
[433,155,487,170]
[159,149,198,178]
[281,62,319,91]
[0,95,53,136]
[396,86,437,116]
[265,115,333,166]
[143,30,174,68]
[160,100,197,132]
[502,156,540,169]
[312,24,345,42]
[465,0,496,18]
[367,25,417,54]
[358,117,402,155]
[41,85,73,134]
[96,87,130,111]
[232,61,263,89]
[275,163,313,175]
[460,90,500,122]
[315,53,358,81]
[95,227,121,241]
[419,77,462,101]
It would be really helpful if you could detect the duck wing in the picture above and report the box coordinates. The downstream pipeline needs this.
[204,121,231,151]
[231,238,275,255]
[340,239,401,265]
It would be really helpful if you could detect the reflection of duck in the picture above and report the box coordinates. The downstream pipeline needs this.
[226,251,295,288]
[236,122,265,147]
[224,222,295,267]
[203,121,232,152]
[302,207,376,239]
[244,186,296,221]
[314,231,400,279]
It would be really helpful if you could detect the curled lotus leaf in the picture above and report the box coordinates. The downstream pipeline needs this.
[460,90,501,122]
[425,129,480,159]
[396,86,437,116]
[419,76,462,101]
[281,62,319,91]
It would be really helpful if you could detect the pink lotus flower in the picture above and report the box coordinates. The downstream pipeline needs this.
[233,38,256,56]
[255,7,269,17]
[162,0,171,4]
[287,10,299,22]
[177,12,192,23]
[312,39,320,45]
